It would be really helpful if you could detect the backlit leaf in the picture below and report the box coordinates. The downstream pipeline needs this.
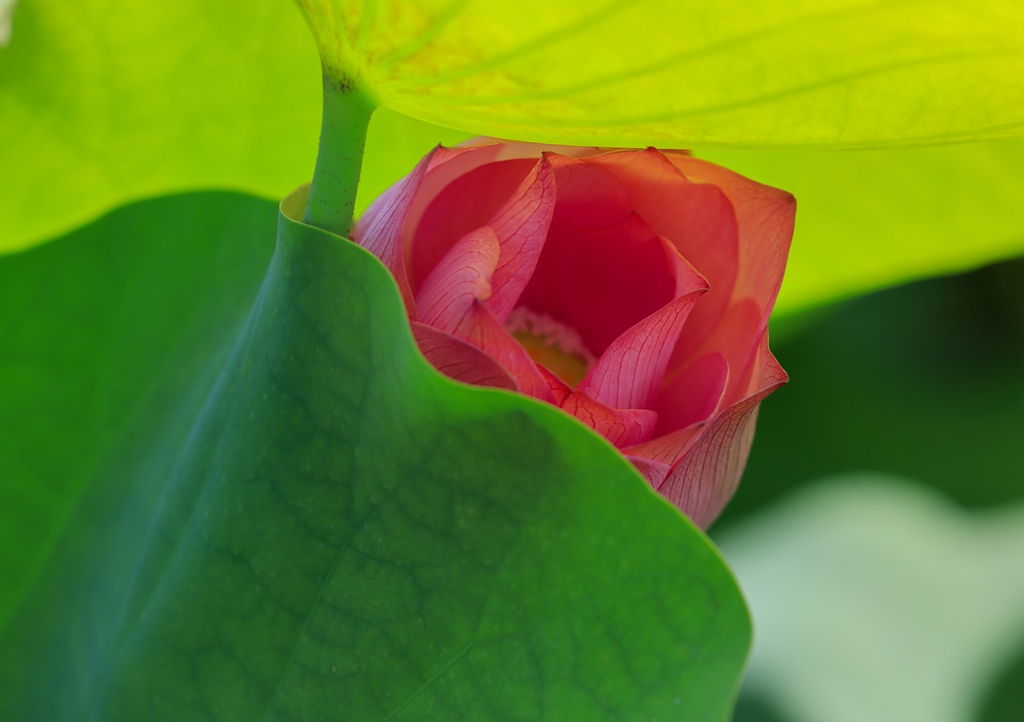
[298,0,1024,148]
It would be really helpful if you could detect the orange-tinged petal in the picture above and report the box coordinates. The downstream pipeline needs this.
[588,148,741,361]
[667,153,795,325]
[653,352,729,435]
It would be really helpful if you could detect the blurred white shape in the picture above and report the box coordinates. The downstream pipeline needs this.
[717,477,1024,722]
[0,0,15,48]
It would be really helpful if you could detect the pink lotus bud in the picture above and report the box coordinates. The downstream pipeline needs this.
[354,142,794,528]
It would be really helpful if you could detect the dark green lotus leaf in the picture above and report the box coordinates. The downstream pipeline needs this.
[0,190,749,720]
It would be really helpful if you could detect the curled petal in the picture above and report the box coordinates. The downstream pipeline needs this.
[411,322,517,391]
[623,422,705,469]
[483,157,557,322]
[579,279,706,411]
[416,227,500,329]
[414,226,551,400]
[453,301,554,402]
[560,391,658,448]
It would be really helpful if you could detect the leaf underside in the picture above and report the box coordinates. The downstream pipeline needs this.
[304,0,1024,148]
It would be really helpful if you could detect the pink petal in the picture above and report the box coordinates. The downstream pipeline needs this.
[655,333,787,529]
[623,421,705,468]
[482,157,557,322]
[411,322,518,391]
[408,155,540,292]
[627,455,672,489]
[352,147,440,316]
[559,391,658,448]
[587,148,741,360]
[667,153,795,327]
[415,227,500,329]
[578,279,706,411]
[413,225,552,400]
[537,365,573,405]
[517,212,680,357]
[653,352,729,435]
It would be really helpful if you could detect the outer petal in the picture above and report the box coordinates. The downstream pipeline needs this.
[560,391,659,448]
[411,322,518,391]
[623,421,706,472]
[656,332,788,529]
[667,153,795,326]
[352,147,440,317]
[627,456,672,489]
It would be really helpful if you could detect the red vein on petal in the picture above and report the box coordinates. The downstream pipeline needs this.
[485,156,557,323]
[416,227,500,329]
[560,391,658,448]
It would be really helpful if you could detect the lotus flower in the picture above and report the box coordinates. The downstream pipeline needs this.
[353,142,794,528]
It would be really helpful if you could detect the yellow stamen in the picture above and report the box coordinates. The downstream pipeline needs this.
[505,307,596,387]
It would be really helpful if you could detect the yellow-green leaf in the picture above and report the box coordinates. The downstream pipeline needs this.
[297,0,1024,148]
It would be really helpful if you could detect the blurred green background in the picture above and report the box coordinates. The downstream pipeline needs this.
[716,254,1024,722]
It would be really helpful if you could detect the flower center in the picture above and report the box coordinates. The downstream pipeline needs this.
[505,307,597,387]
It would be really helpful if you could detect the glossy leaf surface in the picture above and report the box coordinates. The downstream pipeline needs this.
[0,190,750,721]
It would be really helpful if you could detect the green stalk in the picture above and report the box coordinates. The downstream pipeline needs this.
[303,73,374,239]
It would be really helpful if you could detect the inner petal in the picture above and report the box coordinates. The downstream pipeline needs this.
[516,212,678,357]
[408,158,538,292]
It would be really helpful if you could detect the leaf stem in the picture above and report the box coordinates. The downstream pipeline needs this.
[303,73,375,239]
